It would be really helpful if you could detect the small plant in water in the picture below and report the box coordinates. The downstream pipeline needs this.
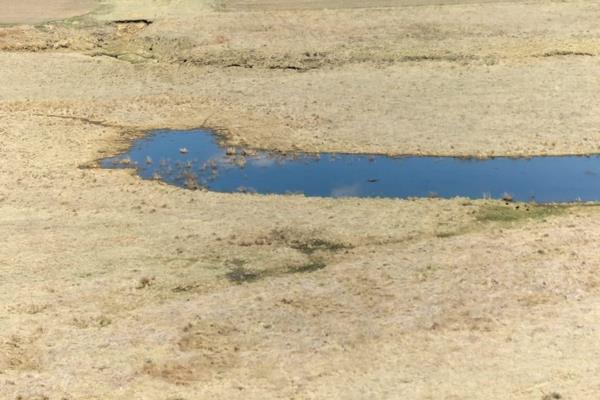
[182,171,202,190]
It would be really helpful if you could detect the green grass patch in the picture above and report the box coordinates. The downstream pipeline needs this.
[287,260,327,274]
[289,238,352,255]
[476,203,565,223]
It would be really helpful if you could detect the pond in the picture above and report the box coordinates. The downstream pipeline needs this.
[100,129,600,202]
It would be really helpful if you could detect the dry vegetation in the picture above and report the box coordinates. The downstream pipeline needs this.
[2,0,600,399]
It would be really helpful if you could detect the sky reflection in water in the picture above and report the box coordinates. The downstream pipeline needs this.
[100,129,600,202]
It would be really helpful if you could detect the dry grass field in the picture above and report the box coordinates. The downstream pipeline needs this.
[2,0,600,398]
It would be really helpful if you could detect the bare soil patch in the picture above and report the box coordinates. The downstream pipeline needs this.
[0,0,97,24]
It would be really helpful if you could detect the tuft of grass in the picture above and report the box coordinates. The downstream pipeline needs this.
[225,258,329,284]
[288,260,327,274]
[172,283,200,293]
[225,267,262,284]
[435,225,471,238]
[289,238,351,255]
[262,228,353,255]
[476,204,565,223]
[541,393,562,400]
[435,231,458,238]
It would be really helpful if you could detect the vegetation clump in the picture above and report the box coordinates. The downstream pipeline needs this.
[476,203,565,223]
[289,238,351,255]
[225,267,262,284]
[287,260,327,273]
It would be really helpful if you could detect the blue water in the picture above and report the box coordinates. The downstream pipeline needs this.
[100,129,600,202]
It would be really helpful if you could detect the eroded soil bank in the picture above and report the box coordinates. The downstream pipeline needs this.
[2,1,600,399]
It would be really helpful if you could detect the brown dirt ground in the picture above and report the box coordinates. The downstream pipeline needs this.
[0,0,97,24]
[2,0,600,399]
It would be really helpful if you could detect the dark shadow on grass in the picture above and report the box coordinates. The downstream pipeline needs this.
[226,266,263,284]
[225,259,328,285]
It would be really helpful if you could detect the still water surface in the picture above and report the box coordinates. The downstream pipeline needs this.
[100,129,600,202]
